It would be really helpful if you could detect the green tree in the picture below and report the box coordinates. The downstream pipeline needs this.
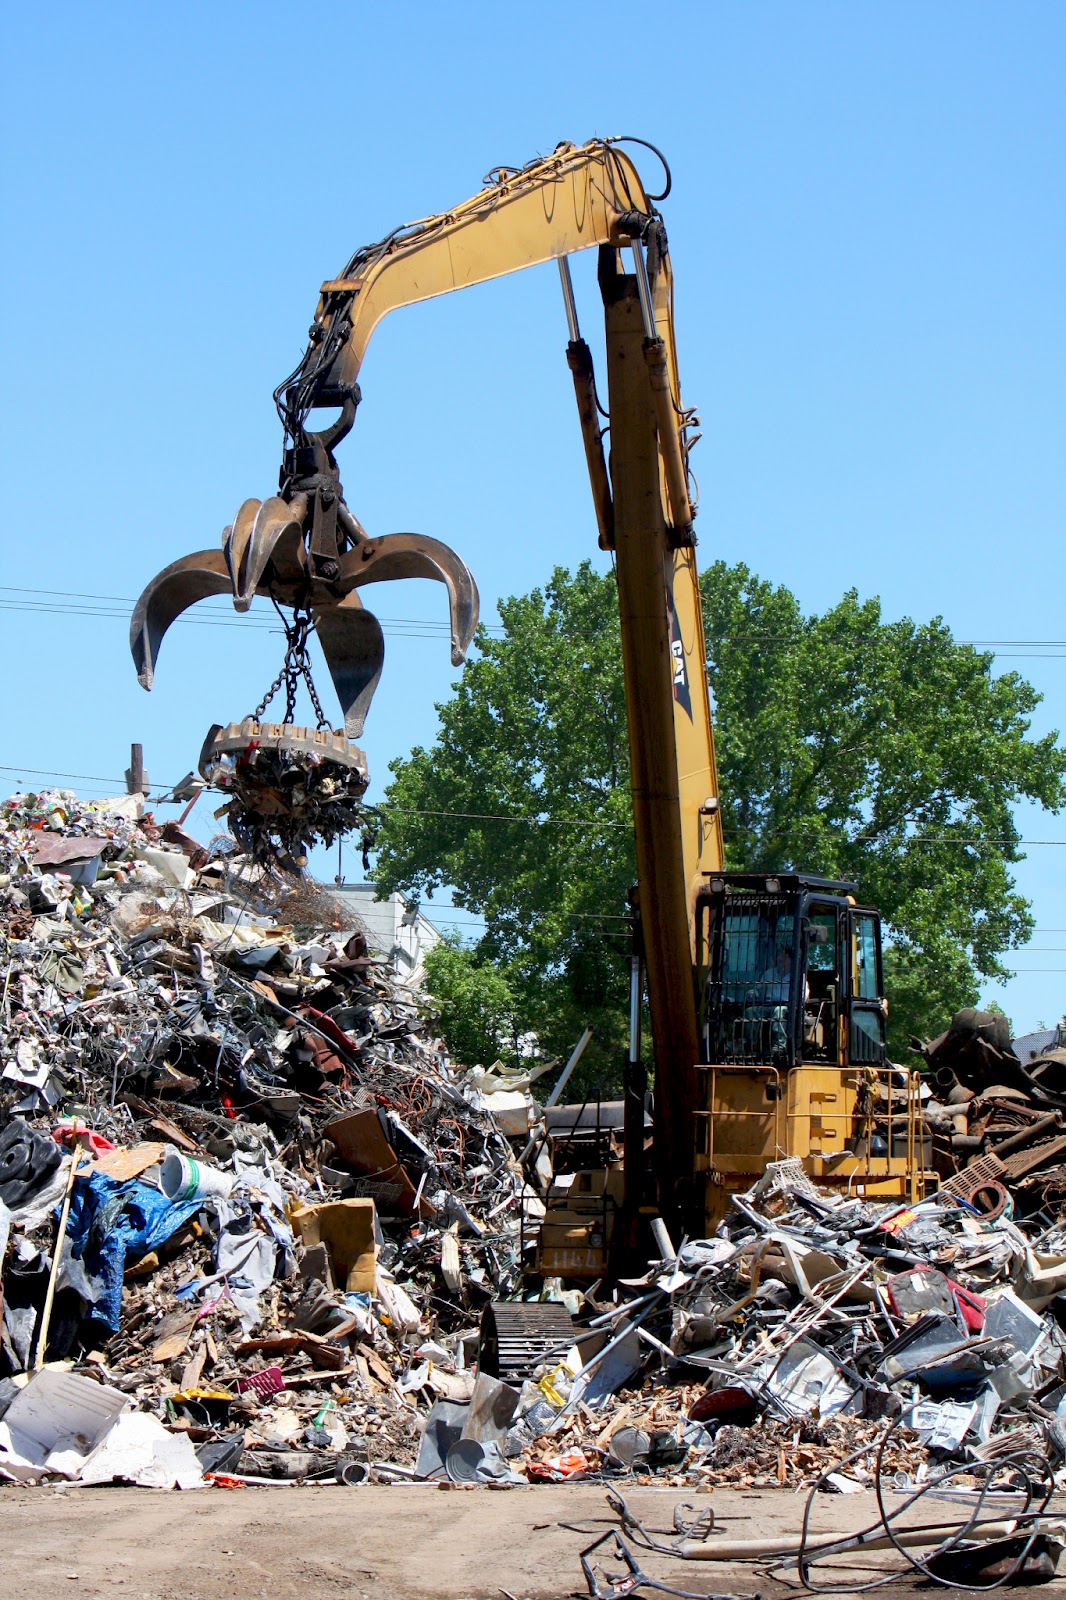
[374,564,635,1089]
[701,561,1065,1053]
[374,561,1066,1073]
[421,934,520,1069]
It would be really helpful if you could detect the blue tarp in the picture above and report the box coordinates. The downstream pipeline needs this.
[64,1171,203,1330]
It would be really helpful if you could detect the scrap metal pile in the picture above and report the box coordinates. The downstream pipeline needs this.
[3,792,1066,1529]
[918,1006,1066,1215]
[0,787,523,1486]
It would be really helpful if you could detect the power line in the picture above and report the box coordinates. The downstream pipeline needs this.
[8,585,1066,654]
[0,763,129,786]
[378,804,1066,846]
[1,765,1065,849]
[383,805,632,830]
[0,586,473,640]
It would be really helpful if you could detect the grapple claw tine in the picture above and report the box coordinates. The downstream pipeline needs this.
[223,498,262,605]
[312,592,385,740]
[224,495,308,610]
[130,549,233,689]
[334,531,479,665]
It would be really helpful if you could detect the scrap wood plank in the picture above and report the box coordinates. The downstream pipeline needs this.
[180,1340,208,1392]
[89,1140,166,1182]
[283,1366,357,1388]
[594,1403,632,1448]
[364,1347,395,1387]
[148,1113,201,1154]
[152,1309,199,1363]
[237,1330,348,1370]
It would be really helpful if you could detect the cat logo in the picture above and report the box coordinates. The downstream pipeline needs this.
[666,584,693,720]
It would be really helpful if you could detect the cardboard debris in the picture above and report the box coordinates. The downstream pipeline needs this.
[290,1199,378,1295]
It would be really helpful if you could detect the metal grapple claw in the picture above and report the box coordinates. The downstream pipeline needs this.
[131,472,479,865]
[131,497,479,714]
[224,495,308,610]
[131,548,233,691]
[131,360,477,865]
[334,531,479,667]
[311,592,384,741]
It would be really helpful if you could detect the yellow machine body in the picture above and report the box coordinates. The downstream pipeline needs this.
[179,139,924,1252]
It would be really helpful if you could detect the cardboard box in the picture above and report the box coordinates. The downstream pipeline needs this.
[290,1197,377,1294]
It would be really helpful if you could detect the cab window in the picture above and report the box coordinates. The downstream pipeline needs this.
[807,913,837,974]
[801,907,839,1063]
[850,1007,885,1064]
[853,914,880,1001]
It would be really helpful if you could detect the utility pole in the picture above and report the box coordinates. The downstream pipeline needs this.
[125,743,148,796]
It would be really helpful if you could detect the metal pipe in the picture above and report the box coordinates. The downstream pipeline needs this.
[565,339,614,551]
[546,1025,594,1108]
[628,955,642,1066]
[649,1216,676,1260]
[555,1298,662,1422]
[680,1519,1023,1562]
[585,1290,660,1330]
[558,257,581,343]
[988,1112,1060,1159]
[623,946,647,1225]
[629,242,656,337]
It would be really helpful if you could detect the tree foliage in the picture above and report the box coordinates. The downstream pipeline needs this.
[374,565,634,1085]
[375,561,1066,1072]
[702,561,1066,1051]
[421,934,519,1070]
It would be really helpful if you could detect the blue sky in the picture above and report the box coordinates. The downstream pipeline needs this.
[2,2,1063,1033]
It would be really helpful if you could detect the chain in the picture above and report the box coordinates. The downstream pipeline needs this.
[250,600,329,730]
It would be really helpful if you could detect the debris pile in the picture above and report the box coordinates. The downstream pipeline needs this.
[461,1151,1066,1496]
[3,792,1066,1517]
[0,787,522,1486]
[918,1007,1066,1215]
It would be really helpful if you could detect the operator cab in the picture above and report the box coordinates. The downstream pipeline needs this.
[700,872,886,1070]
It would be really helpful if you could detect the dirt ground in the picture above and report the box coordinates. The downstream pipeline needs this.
[3,1482,1066,1600]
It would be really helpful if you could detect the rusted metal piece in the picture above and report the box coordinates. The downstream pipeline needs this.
[923,1012,1066,1115]
[1001,1135,1066,1183]
[977,1098,1051,1123]
[988,1112,1062,1160]
[965,1179,1011,1219]
[938,1151,1006,1198]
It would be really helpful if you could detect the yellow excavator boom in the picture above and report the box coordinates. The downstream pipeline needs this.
[135,137,921,1238]
[288,139,724,1198]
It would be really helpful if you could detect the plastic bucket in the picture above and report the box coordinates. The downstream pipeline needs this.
[159,1147,234,1203]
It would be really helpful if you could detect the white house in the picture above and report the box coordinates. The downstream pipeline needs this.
[329,882,442,983]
